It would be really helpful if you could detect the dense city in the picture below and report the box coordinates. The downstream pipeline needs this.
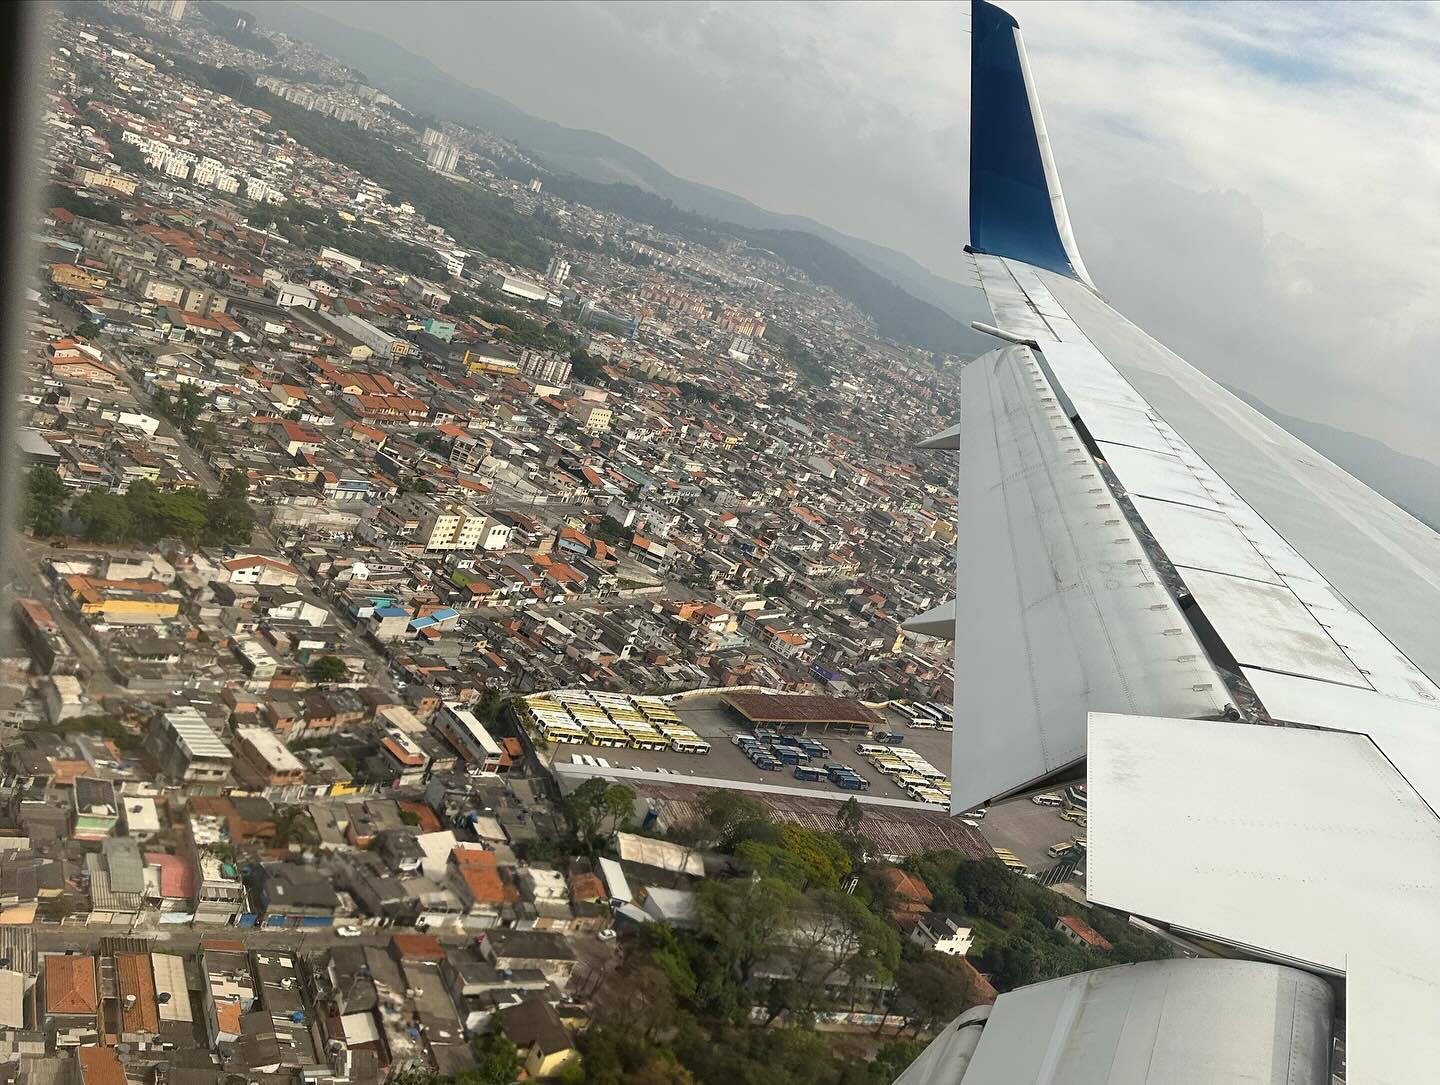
[3,3,1168,1085]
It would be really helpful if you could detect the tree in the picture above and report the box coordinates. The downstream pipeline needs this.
[895,955,971,1034]
[204,470,254,546]
[157,383,208,431]
[24,467,68,537]
[696,791,771,850]
[561,778,635,852]
[697,874,803,986]
[152,487,208,543]
[592,959,681,1043]
[467,1029,522,1085]
[836,797,864,839]
[569,348,606,384]
[952,858,1023,919]
[602,783,636,836]
[308,655,348,684]
[72,490,134,542]
[774,824,851,890]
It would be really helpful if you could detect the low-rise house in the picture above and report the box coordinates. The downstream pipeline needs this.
[1055,915,1113,952]
[231,727,306,790]
[72,777,118,842]
[448,848,519,929]
[145,707,232,784]
[910,912,975,957]
[500,998,579,1080]
[478,930,576,987]
[249,863,340,925]
[42,954,99,1047]
[199,941,254,1048]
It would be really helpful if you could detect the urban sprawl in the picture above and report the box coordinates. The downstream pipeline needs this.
[2,4,1159,1085]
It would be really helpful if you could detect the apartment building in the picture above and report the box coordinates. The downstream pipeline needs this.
[418,503,512,552]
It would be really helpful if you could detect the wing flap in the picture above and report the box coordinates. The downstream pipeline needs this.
[950,345,1227,811]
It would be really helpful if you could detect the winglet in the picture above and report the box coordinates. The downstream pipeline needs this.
[969,0,1094,287]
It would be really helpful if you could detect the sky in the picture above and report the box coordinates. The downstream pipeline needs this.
[305,1,1440,463]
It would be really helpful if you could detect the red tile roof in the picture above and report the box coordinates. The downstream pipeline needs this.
[145,852,195,899]
[78,1046,125,1085]
[391,932,446,960]
[45,954,98,1015]
[1058,915,1113,951]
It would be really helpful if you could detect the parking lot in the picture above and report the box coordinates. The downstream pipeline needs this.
[541,694,957,807]
[533,690,1093,876]
[981,795,1088,874]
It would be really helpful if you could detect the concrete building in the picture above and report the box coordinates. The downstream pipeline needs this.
[146,706,232,784]
[575,402,613,434]
[231,727,306,789]
[418,503,512,552]
[271,281,319,310]
[910,913,975,957]
[486,272,549,303]
[72,777,118,842]
[434,703,504,772]
[545,256,571,286]
[72,165,139,196]
[41,674,85,725]
[189,816,248,924]
[425,141,460,173]
[329,311,413,359]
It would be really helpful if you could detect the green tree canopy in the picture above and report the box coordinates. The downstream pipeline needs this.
[307,655,348,683]
[24,467,68,537]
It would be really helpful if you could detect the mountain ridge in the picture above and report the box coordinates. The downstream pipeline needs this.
[259,2,990,339]
[1225,385,1440,530]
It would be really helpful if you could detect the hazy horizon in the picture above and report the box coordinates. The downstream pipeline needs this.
[297,0,1440,468]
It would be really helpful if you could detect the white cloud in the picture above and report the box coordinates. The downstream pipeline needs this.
[1004,0,1440,458]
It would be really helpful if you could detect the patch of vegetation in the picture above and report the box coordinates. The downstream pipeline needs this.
[24,467,67,538]
[900,850,1172,990]
[764,326,834,388]
[70,472,253,548]
[45,714,141,751]
[44,182,125,226]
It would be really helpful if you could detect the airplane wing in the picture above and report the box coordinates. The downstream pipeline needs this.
[931,3,1440,1078]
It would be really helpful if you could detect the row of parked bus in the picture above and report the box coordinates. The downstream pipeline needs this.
[523,690,713,755]
[892,701,954,731]
[992,847,1027,874]
[856,742,950,806]
[733,730,833,773]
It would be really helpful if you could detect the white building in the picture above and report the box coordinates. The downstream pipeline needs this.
[330,311,412,359]
[435,702,504,772]
[41,674,85,725]
[319,246,362,273]
[910,913,975,957]
[419,504,511,552]
[425,142,460,173]
[244,176,283,203]
[487,272,550,303]
[442,249,466,277]
[272,282,318,309]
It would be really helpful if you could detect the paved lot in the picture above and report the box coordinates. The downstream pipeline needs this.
[543,695,954,808]
[981,795,1087,872]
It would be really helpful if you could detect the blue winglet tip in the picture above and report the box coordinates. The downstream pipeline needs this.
[969,0,1092,286]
